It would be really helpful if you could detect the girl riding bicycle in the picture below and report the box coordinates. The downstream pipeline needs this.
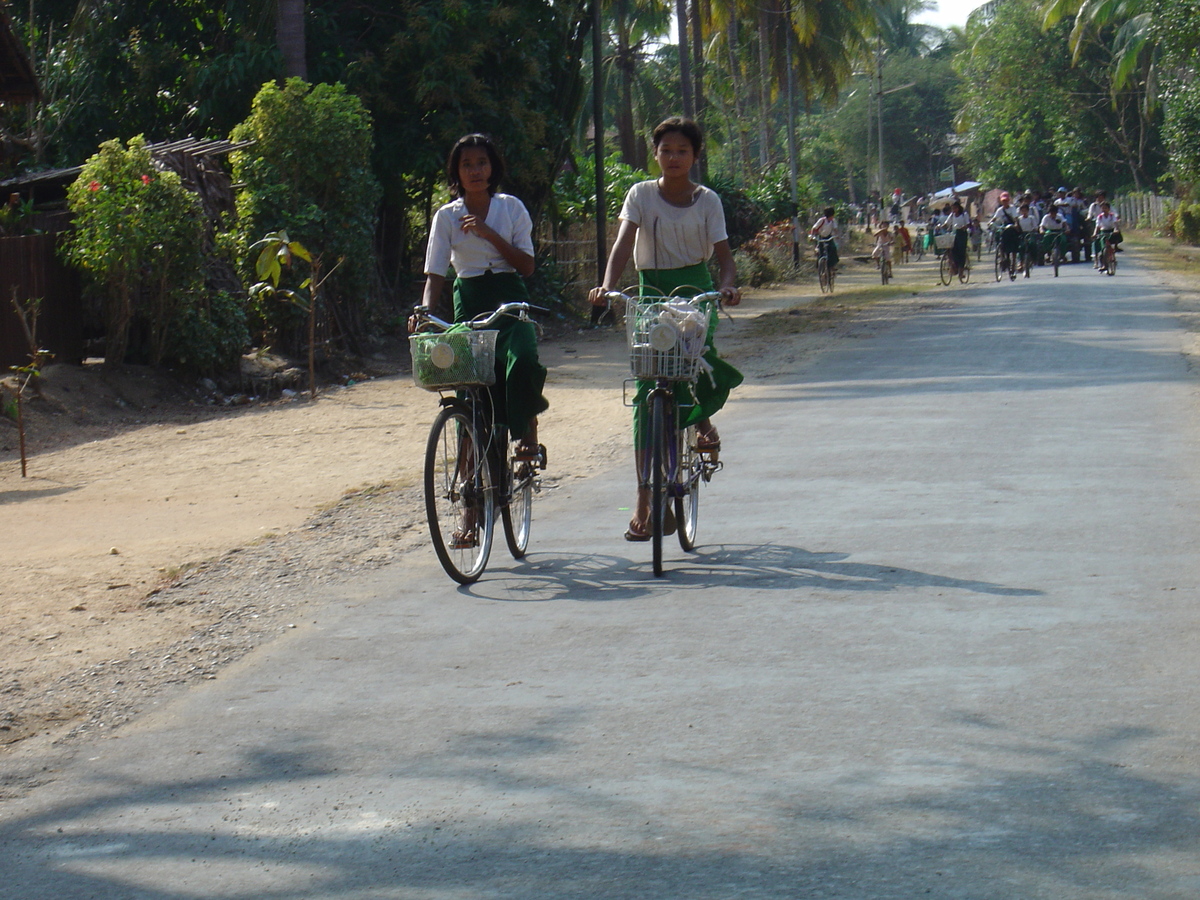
[588,117,743,542]
[414,133,548,460]
[809,207,840,270]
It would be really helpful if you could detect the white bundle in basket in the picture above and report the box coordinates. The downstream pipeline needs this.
[652,300,708,358]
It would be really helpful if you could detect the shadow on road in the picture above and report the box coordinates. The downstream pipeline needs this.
[465,543,1042,604]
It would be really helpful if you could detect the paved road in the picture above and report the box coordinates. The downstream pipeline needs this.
[3,256,1200,899]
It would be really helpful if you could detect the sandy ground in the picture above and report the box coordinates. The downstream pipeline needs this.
[5,243,1187,773]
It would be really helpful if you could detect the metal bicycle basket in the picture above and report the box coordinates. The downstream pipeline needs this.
[933,232,957,250]
[409,329,498,391]
[626,295,712,382]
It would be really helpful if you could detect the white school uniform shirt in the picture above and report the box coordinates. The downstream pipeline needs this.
[945,211,971,230]
[1094,211,1120,230]
[424,193,533,278]
[811,216,838,238]
[990,206,1017,227]
[1016,213,1040,233]
[1040,213,1067,231]
[619,180,728,271]
[1087,201,1106,220]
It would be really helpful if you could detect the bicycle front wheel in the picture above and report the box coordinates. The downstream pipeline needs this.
[676,425,700,552]
[881,259,891,285]
[1106,244,1117,275]
[502,451,535,559]
[425,405,495,584]
[649,391,672,577]
[994,248,1003,282]
[818,257,831,294]
[940,254,951,285]
[1053,243,1061,277]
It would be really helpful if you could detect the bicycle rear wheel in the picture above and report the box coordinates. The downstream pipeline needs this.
[676,425,700,552]
[649,391,671,577]
[501,450,536,559]
[425,405,494,584]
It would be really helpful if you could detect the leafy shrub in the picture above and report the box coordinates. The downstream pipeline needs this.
[735,221,802,286]
[63,135,205,367]
[165,290,250,376]
[553,153,649,222]
[230,79,380,352]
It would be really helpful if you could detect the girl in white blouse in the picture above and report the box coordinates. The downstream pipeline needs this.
[417,133,548,458]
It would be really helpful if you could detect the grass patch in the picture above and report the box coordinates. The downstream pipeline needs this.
[1124,230,1200,279]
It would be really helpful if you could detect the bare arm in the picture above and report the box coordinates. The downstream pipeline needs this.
[712,239,741,306]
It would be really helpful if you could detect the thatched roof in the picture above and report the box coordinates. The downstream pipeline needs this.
[0,7,38,103]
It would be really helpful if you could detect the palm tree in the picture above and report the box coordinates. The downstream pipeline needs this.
[276,0,307,80]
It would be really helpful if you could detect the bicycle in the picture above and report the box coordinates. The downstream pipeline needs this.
[612,288,724,576]
[1096,229,1117,276]
[1043,230,1068,278]
[814,236,836,294]
[880,250,893,285]
[1019,230,1038,278]
[937,232,970,285]
[410,302,547,584]
[911,226,926,262]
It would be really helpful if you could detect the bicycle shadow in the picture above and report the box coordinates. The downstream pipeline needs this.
[464,542,1042,604]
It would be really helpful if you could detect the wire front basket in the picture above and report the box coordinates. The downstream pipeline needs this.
[410,329,498,391]
[626,295,712,382]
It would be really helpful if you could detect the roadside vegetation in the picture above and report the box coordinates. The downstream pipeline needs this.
[0,0,1197,383]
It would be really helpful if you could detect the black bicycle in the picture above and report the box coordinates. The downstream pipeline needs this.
[613,289,724,576]
[410,302,546,584]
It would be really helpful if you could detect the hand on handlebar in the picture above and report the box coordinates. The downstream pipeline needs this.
[720,286,741,307]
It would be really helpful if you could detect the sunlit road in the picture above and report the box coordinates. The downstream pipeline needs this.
[3,253,1200,899]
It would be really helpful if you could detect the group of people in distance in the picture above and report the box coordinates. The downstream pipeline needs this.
[990,188,1121,273]
[412,117,743,546]
[806,185,1124,281]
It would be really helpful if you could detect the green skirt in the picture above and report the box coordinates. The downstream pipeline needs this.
[453,270,548,442]
[632,262,744,447]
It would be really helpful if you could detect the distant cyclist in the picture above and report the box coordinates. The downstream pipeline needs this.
[809,206,841,271]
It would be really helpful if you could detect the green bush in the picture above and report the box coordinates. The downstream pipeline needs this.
[553,153,649,222]
[165,290,250,376]
[63,135,205,367]
[230,79,380,352]
[1169,200,1200,244]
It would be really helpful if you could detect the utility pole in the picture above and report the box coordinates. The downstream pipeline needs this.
[592,0,606,290]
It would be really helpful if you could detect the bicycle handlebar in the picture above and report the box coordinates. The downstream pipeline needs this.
[411,300,546,334]
[603,289,724,310]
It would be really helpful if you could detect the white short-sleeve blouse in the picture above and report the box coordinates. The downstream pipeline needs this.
[619,180,728,271]
[424,193,533,279]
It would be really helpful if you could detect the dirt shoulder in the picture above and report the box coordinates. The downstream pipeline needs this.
[0,258,1017,793]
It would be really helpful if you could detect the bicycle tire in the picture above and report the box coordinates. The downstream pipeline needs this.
[676,425,700,552]
[881,259,891,285]
[1053,243,1061,277]
[1106,244,1117,275]
[828,261,836,293]
[425,405,494,584]
[960,257,971,283]
[1008,251,1017,281]
[940,254,951,285]
[817,257,830,293]
[1023,241,1035,278]
[649,391,671,577]
[994,248,1003,283]
[501,450,535,559]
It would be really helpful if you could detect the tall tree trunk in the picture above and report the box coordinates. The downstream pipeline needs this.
[756,7,771,169]
[689,0,707,181]
[615,0,643,169]
[726,18,752,183]
[277,0,307,80]
[675,0,694,119]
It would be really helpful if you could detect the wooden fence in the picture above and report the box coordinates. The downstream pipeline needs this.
[1113,193,1171,229]
[0,232,83,369]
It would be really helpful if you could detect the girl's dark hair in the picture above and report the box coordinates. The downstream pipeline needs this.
[651,116,703,154]
[823,206,835,218]
[446,133,505,197]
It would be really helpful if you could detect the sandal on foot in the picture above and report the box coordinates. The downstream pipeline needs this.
[624,519,650,542]
[624,509,676,541]
[513,442,545,463]
[450,529,478,550]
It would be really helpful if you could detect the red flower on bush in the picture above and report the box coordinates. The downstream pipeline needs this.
[88,181,101,192]
[141,175,152,185]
